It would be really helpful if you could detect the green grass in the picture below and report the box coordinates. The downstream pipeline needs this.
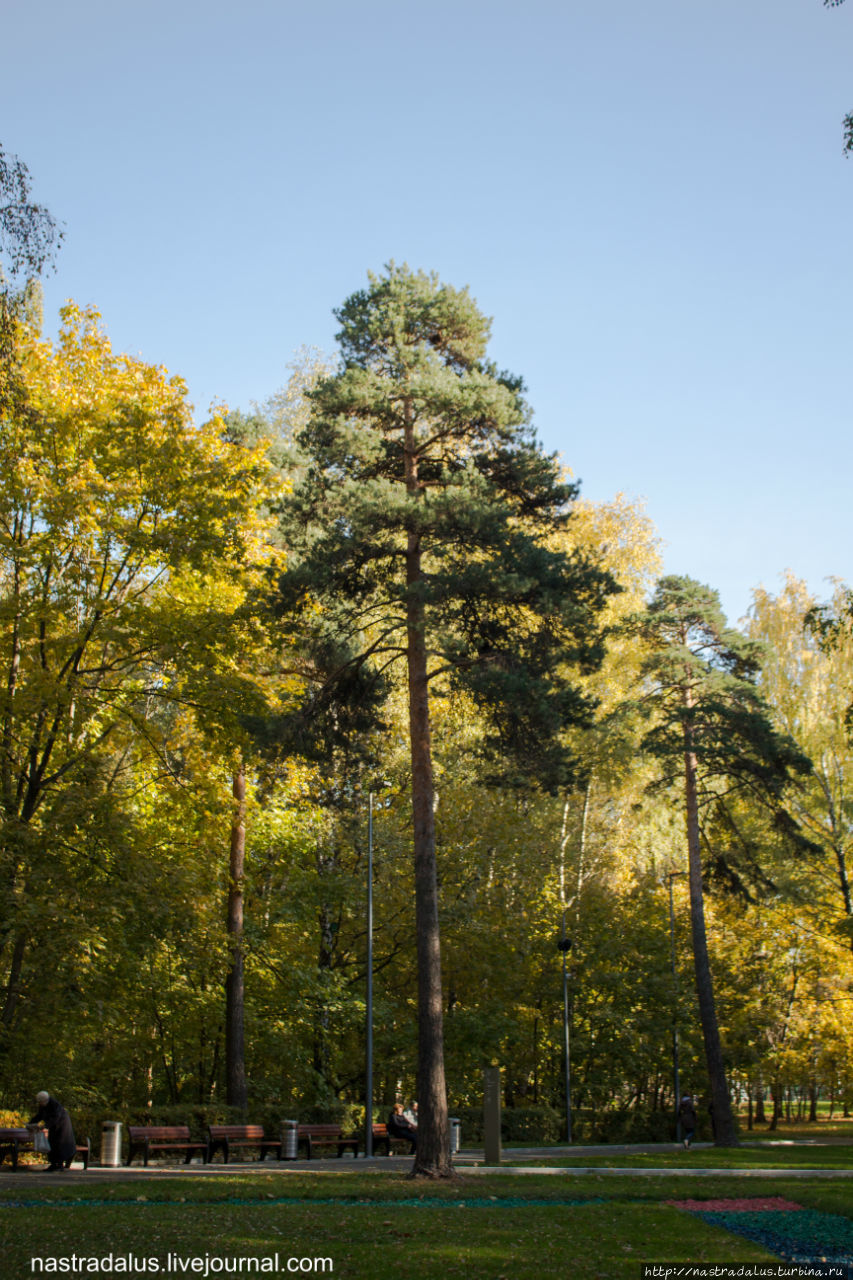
[0,1168,850,1280]
[528,1143,853,1169]
[734,1118,853,1143]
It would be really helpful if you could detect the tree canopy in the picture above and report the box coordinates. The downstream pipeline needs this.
[0,245,850,1159]
[0,301,280,1047]
[0,142,62,280]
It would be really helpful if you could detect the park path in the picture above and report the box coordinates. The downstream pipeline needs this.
[2,1140,853,1185]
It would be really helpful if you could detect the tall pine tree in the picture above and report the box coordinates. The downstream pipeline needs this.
[279,265,615,1175]
[636,576,811,1146]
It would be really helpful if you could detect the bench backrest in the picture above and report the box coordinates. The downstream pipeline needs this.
[0,1128,30,1141]
[208,1125,267,1140]
[372,1124,389,1137]
[128,1125,192,1141]
[296,1124,342,1137]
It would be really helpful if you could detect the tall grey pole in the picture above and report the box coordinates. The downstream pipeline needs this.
[366,793,374,1158]
[668,871,685,1142]
[560,912,572,1144]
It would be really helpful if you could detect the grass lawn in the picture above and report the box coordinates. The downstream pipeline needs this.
[534,1143,853,1169]
[0,1166,850,1280]
[733,1119,853,1143]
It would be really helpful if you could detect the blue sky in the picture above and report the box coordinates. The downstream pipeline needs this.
[4,0,851,623]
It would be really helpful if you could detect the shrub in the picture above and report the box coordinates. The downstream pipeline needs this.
[449,1105,562,1146]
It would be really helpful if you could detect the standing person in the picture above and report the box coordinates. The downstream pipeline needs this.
[29,1091,76,1171]
[678,1094,697,1149]
[387,1103,417,1153]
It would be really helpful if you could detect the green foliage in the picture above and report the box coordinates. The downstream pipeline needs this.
[280,262,617,793]
[637,578,810,801]
[0,266,849,1157]
[822,1,853,152]
[576,1108,686,1144]
[752,577,853,927]
[844,111,853,154]
[630,577,816,1146]
[450,1104,563,1145]
[636,576,812,888]
[0,302,280,1095]
[0,142,62,279]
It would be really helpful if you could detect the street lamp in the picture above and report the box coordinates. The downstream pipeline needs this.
[667,870,686,1141]
[557,922,573,1144]
[365,793,375,1158]
[365,786,391,1159]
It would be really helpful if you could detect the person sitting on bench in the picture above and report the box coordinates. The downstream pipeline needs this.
[387,1102,417,1153]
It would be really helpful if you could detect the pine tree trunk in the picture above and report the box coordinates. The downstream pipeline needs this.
[225,766,248,1112]
[405,408,451,1178]
[682,715,738,1146]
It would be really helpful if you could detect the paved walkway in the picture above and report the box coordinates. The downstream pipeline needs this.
[1,1140,851,1186]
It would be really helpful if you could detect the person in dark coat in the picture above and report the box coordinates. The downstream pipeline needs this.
[678,1094,697,1149]
[387,1102,417,1153]
[29,1091,76,1171]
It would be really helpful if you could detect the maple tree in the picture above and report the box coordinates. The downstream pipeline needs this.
[0,302,278,1056]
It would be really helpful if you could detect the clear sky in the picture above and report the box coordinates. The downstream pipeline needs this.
[4,0,851,624]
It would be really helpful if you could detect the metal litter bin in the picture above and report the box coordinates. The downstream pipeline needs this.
[282,1120,299,1160]
[449,1117,461,1155]
[100,1121,122,1168]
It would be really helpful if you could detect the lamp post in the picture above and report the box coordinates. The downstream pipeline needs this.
[667,870,686,1141]
[365,793,375,1158]
[557,795,579,1148]
[557,920,573,1144]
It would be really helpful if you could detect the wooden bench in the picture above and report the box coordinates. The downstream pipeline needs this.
[207,1124,282,1163]
[126,1125,208,1167]
[371,1123,415,1156]
[0,1128,91,1170]
[294,1124,359,1159]
[0,1127,33,1169]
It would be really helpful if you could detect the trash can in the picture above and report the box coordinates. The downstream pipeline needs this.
[449,1117,461,1155]
[100,1121,122,1168]
[282,1120,299,1160]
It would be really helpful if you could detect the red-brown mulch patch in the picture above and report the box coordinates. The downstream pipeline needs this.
[667,1197,803,1213]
